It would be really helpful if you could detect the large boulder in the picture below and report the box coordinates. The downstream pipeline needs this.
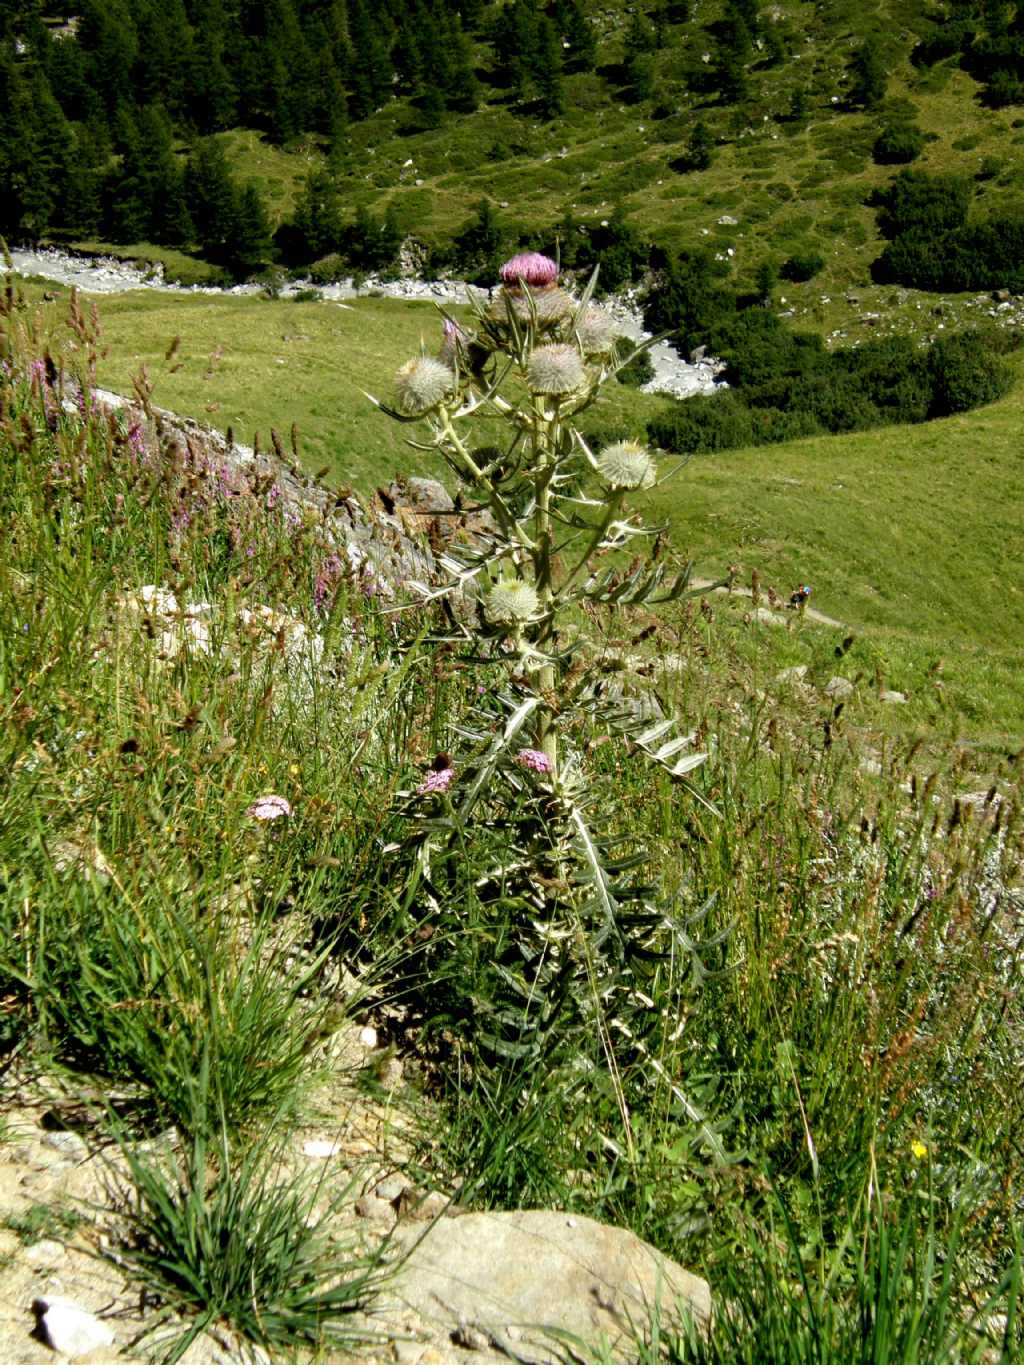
[385,1208,710,1362]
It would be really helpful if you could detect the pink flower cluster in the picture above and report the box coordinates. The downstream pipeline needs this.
[246,794,292,821]
[516,748,553,774]
[417,767,455,795]
[500,253,559,289]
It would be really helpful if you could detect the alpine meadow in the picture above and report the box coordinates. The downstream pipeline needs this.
[0,3,1022,1363]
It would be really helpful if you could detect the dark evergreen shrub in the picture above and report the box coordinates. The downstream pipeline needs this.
[616,346,656,388]
[647,391,758,454]
[873,171,971,240]
[927,331,1013,416]
[873,123,925,165]
[780,252,825,283]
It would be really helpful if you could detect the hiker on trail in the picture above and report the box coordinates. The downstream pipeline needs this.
[788,585,812,609]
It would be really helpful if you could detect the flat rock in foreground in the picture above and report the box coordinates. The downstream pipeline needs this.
[384,1209,710,1362]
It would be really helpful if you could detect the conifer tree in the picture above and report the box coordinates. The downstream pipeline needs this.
[46,30,96,123]
[849,36,888,108]
[534,16,565,118]
[554,0,596,72]
[187,1,237,132]
[63,123,106,237]
[77,0,140,115]
[186,137,239,258]
[293,168,346,260]
[346,0,394,117]
[134,0,194,117]
[443,14,481,113]
[228,182,274,275]
[0,62,73,240]
[686,119,715,171]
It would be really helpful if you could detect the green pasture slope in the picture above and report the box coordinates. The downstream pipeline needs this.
[20,278,1024,745]
[648,355,1024,746]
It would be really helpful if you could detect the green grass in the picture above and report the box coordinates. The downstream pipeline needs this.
[21,268,1020,742]
[4,1203,82,1247]
[60,240,228,288]
[111,1109,387,1363]
[18,281,670,491]
[645,353,1024,739]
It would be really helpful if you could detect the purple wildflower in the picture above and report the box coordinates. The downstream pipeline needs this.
[127,422,147,461]
[246,794,292,821]
[216,463,238,499]
[500,253,559,289]
[516,748,553,774]
[314,551,345,611]
[266,483,282,510]
[417,767,455,795]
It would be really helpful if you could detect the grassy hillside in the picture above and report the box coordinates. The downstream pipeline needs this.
[17,272,1022,743]
[2,253,1021,1363]
[16,270,1024,742]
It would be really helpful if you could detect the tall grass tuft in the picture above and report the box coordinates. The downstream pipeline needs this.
[107,1087,389,1363]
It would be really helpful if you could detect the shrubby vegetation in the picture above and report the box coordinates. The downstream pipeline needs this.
[649,322,1016,454]
[871,169,1024,293]
[643,243,1018,455]
[913,2,1024,109]
[872,120,925,165]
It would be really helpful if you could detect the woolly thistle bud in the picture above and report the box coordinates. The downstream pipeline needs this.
[484,579,539,624]
[576,307,617,357]
[394,356,456,416]
[487,285,574,329]
[533,286,575,325]
[500,252,559,289]
[527,344,586,396]
[438,319,467,368]
[596,440,657,491]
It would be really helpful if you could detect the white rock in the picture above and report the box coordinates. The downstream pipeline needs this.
[33,1297,116,1356]
[824,676,854,699]
[25,1239,68,1266]
[41,1130,88,1160]
[879,690,907,704]
[359,1025,379,1049]
[302,1139,343,1159]
[775,665,808,683]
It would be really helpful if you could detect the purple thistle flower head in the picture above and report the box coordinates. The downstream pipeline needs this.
[516,747,553,774]
[417,766,455,795]
[246,794,292,821]
[500,252,559,290]
[439,318,467,367]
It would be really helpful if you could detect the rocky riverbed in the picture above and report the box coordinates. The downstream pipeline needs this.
[9,246,723,402]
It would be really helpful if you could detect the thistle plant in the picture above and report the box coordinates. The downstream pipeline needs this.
[372,252,728,1075]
